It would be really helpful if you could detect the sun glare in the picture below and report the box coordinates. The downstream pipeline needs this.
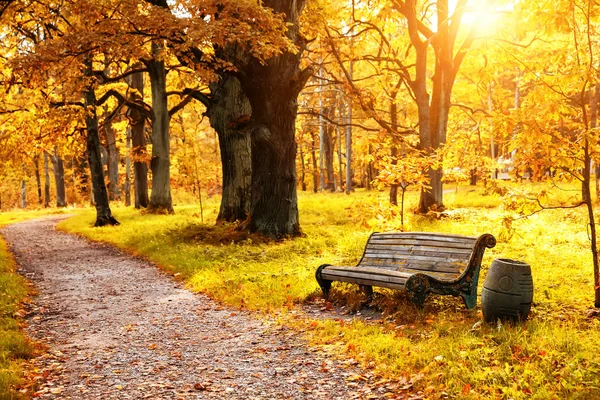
[459,0,514,37]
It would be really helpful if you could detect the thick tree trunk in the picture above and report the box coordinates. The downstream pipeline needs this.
[146,42,173,214]
[206,76,252,223]
[52,147,67,208]
[83,58,119,226]
[127,70,149,209]
[237,0,309,238]
[43,152,50,207]
[34,155,42,204]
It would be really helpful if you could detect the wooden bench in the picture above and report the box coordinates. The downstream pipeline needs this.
[315,232,496,309]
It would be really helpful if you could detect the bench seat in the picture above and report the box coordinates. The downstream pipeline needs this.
[315,232,496,309]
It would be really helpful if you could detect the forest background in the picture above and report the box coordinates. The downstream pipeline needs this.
[2,0,600,398]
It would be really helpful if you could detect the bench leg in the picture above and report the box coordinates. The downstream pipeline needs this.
[315,264,332,298]
[405,274,430,308]
[359,285,373,303]
[461,292,477,310]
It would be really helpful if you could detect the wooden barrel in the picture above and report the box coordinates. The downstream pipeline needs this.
[481,258,533,322]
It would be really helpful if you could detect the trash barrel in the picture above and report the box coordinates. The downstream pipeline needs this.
[481,258,533,322]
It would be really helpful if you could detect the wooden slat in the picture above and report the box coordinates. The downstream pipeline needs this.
[367,238,476,249]
[320,266,410,289]
[371,232,477,242]
[366,244,473,256]
[360,261,464,275]
[363,252,469,263]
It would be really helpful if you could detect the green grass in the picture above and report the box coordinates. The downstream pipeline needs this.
[57,185,600,399]
[0,207,65,398]
[0,236,34,400]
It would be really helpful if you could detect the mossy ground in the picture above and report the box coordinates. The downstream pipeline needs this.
[49,184,600,398]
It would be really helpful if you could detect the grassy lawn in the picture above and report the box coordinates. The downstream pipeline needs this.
[57,185,600,399]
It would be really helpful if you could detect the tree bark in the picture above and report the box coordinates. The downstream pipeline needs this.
[238,0,309,238]
[104,114,120,201]
[83,58,119,226]
[127,70,149,209]
[345,59,354,194]
[206,75,252,222]
[311,132,318,193]
[146,42,173,214]
[336,124,343,192]
[323,119,336,192]
[51,147,67,208]
[125,127,131,206]
[34,154,42,204]
[20,177,26,209]
[43,151,50,207]
[299,131,307,191]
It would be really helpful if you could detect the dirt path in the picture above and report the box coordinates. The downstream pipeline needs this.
[2,217,379,399]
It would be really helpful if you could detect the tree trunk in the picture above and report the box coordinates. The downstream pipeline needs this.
[311,132,318,193]
[390,102,399,206]
[336,125,343,192]
[146,42,173,214]
[299,131,307,191]
[206,75,252,222]
[20,177,26,209]
[345,61,353,194]
[104,115,120,201]
[83,58,119,226]
[125,127,131,206]
[34,155,42,204]
[489,83,497,179]
[43,152,50,207]
[52,147,67,208]
[127,70,149,209]
[318,63,326,192]
[238,0,309,238]
[323,121,336,192]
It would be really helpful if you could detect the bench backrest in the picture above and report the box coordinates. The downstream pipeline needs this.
[357,232,495,281]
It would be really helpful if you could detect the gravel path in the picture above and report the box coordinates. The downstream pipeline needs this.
[1,217,381,399]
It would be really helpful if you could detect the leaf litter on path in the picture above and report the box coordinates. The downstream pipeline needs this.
[1,218,403,399]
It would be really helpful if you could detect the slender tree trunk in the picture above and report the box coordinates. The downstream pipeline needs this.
[146,42,173,214]
[125,127,131,206]
[318,63,326,192]
[390,101,399,206]
[299,131,307,191]
[20,177,26,209]
[591,82,600,202]
[489,83,497,179]
[345,61,353,194]
[336,124,343,192]
[83,58,119,226]
[310,132,318,193]
[206,75,252,222]
[582,139,600,307]
[127,70,149,209]
[104,115,120,201]
[323,121,335,192]
[238,0,309,237]
[52,147,67,208]
[34,155,42,204]
[43,152,50,207]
